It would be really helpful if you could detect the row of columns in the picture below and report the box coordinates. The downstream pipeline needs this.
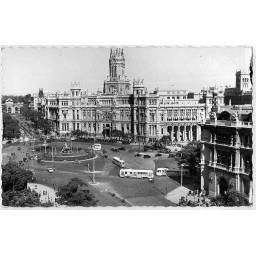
[132,123,201,142]
[168,125,201,142]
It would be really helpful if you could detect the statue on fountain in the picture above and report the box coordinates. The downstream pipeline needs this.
[61,142,73,154]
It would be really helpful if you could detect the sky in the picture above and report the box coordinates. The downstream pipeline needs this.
[1,46,252,95]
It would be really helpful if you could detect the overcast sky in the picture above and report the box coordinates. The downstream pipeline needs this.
[1,46,252,95]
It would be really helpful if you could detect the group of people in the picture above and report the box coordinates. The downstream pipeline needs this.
[179,189,211,207]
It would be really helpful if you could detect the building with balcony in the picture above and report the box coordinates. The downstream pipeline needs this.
[200,100,253,203]
[33,48,222,143]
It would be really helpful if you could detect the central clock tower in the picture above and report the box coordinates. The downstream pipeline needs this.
[103,48,131,95]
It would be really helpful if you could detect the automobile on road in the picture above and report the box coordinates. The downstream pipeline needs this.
[92,144,102,151]
[47,167,55,173]
[120,168,154,180]
[156,168,168,176]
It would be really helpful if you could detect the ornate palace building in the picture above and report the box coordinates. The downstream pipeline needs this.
[200,69,253,203]
[34,48,221,143]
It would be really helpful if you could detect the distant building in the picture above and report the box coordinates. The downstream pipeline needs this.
[200,71,253,203]
[199,86,225,117]
[33,88,46,114]
[224,70,252,105]
[3,98,23,114]
[34,48,223,143]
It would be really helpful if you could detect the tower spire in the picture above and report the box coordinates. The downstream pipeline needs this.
[104,48,131,95]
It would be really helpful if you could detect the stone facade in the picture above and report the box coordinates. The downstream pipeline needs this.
[3,98,23,114]
[34,48,220,143]
[200,104,253,203]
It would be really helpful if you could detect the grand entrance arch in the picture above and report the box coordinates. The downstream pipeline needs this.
[219,177,228,196]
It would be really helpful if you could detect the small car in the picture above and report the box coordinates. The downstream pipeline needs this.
[47,167,55,173]
[92,144,102,151]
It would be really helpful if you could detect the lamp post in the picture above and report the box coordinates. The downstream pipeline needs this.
[180,163,184,187]
[90,148,96,184]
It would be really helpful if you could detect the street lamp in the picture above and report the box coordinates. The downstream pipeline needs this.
[180,163,185,187]
[89,147,96,184]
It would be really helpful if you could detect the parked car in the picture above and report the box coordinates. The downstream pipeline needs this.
[143,154,151,158]
[111,147,119,152]
[118,146,126,151]
[134,153,142,157]
[122,140,131,144]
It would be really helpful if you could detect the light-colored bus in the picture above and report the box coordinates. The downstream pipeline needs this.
[156,168,168,176]
[119,169,154,180]
[112,157,125,168]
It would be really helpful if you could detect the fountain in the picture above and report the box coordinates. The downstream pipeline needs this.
[38,141,96,163]
[61,142,73,155]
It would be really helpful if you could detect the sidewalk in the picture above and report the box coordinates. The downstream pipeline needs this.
[165,186,190,204]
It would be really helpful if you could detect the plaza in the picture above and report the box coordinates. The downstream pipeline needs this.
[2,138,187,206]
[2,47,253,207]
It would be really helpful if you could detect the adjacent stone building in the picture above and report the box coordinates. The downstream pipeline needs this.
[200,70,253,203]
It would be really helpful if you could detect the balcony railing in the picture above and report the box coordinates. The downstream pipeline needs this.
[204,119,252,128]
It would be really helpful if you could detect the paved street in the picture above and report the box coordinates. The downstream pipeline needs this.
[3,141,182,206]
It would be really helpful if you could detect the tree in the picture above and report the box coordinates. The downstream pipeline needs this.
[2,162,34,192]
[2,189,41,207]
[71,129,88,138]
[178,142,201,176]
[56,178,97,207]
[111,129,124,139]
[1,162,43,207]
[20,107,52,135]
[2,112,20,139]
[159,135,171,145]
[210,192,249,207]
